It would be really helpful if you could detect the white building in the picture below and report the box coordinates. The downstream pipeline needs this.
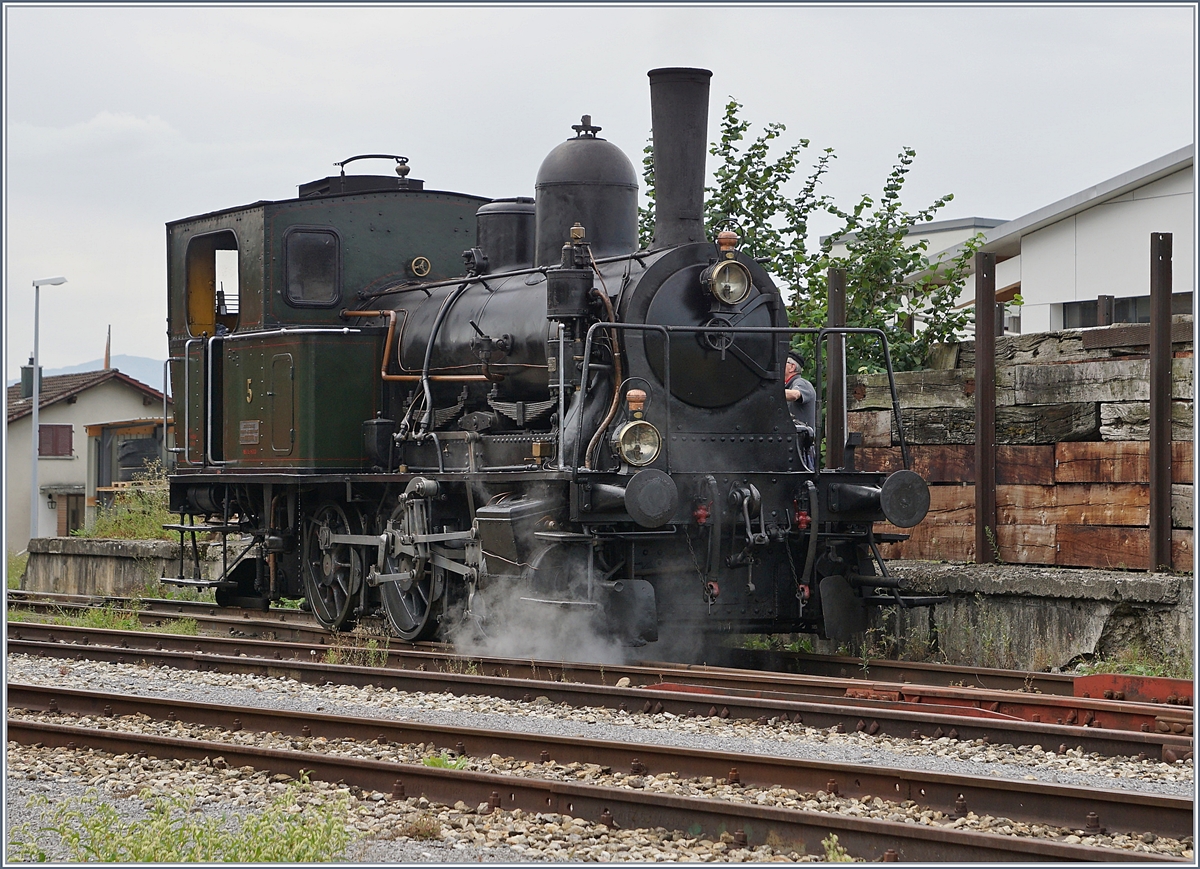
[6,367,169,550]
[926,145,1194,333]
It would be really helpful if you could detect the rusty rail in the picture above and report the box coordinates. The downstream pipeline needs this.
[5,719,1183,862]
[7,629,1190,761]
[9,682,1191,840]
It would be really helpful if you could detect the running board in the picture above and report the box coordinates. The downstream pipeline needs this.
[160,576,237,590]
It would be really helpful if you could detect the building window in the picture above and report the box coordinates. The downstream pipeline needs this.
[1063,292,1193,329]
[39,424,73,457]
[284,227,341,307]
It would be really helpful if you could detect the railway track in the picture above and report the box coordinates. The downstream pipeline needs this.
[10,594,1194,730]
[8,682,1191,841]
[11,591,1191,703]
[7,623,1191,761]
[6,683,1189,861]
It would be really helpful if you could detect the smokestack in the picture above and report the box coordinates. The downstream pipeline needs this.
[648,67,712,249]
[104,325,111,369]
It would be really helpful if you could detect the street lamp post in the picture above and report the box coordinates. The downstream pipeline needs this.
[30,276,67,540]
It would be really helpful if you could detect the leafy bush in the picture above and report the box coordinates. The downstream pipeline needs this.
[76,460,174,541]
[7,778,353,862]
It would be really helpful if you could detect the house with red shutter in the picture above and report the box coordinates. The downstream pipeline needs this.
[6,364,171,550]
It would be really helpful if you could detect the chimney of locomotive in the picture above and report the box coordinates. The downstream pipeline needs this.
[647,67,712,249]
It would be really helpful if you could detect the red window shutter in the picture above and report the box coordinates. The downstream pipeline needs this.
[38,425,72,457]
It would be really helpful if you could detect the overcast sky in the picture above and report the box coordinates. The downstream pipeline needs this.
[3,3,1195,378]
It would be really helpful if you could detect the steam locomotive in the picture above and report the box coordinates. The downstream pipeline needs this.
[163,68,935,652]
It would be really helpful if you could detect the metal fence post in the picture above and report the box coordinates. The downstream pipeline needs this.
[826,268,847,470]
[975,253,997,563]
[1149,233,1173,571]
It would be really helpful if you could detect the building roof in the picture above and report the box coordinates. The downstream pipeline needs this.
[6,368,169,424]
[910,144,1194,283]
[821,215,1007,246]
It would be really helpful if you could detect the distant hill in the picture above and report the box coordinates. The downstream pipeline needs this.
[7,355,169,395]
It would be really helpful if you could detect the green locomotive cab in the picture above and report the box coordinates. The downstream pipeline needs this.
[166,163,487,471]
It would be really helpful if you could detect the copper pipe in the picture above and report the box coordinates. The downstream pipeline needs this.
[584,288,624,470]
[342,309,492,382]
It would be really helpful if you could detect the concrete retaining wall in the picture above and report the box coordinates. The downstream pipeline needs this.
[853,562,1194,671]
[22,537,219,598]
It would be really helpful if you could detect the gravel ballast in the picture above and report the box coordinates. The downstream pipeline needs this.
[5,652,1195,862]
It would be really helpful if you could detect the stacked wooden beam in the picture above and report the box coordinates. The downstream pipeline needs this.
[849,319,1194,571]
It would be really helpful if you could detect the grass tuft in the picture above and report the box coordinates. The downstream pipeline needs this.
[7,777,353,862]
[422,750,468,770]
[5,603,199,637]
[7,550,29,590]
[821,833,855,862]
[1075,642,1193,680]
[396,812,442,840]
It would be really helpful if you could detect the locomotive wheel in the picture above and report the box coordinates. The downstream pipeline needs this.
[301,502,361,631]
[379,504,444,642]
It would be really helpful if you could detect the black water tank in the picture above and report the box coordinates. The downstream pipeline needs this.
[476,198,536,272]
[534,117,638,267]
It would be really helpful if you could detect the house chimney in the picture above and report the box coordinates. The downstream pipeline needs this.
[648,67,712,249]
[20,355,41,399]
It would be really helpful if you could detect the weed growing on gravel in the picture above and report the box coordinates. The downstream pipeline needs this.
[4,603,198,636]
[422,750,469,770]
[821,833,855,862]
[1075,642,1193,680]
[322,634,390,668]
[396,812,443,840]
[7,778,353,862]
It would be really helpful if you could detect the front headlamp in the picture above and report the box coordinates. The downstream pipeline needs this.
[613,420,662,466]
[703,260,752,305]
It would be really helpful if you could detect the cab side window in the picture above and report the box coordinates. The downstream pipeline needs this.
[284,227,341,307]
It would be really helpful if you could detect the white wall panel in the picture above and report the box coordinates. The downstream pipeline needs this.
[1021,217,1077,306]
[1075,191,1194,300]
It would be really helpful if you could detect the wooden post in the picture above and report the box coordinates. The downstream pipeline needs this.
[974,253,997,563]
[1096,295,1115,327]
[826,268,847,470]
[1149,233,1173,571]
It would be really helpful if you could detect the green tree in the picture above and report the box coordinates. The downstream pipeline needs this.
[638,101,977,372]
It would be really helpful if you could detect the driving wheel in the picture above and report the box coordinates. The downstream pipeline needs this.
[301,501,361,631]
[379,503,444,641]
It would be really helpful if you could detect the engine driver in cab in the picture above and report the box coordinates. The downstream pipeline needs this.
[785,352,817,471]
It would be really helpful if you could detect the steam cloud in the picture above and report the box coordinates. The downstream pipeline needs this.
[445,577,632,665]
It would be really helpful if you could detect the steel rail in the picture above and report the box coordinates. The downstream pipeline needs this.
[8,682,1191,840]
[17,592,1189,707]
[5,719,1182,863]
[6,618,1188,737]
[7,630,1191,761]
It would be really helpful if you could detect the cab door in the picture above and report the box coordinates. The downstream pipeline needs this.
[270,353,295,455]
